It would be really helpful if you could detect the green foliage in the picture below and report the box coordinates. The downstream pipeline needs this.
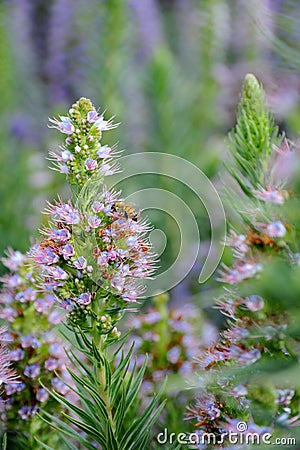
[37,327,166,450]
[227,73,283,196]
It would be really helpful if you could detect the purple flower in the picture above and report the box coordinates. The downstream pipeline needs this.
[16,288,37,303]
[21,335,41,349]
[32,247,59,265]
[9,349,25,361]
[276,389,295,405]
[48,309,64,324]
[85,158,98,171]
[36,388,49,402]
[1,250,25,271]
[0,307,18,322]
[0,291,14,305]
[87,110,98,122]
[48,228,71,242]
[43,332,57,344]
[49,343,65,358]
[74,256,87,270]
[223,326,249,342]
[5,274,22,288]
[167,346,181,364]
[24,363,41,379]
[232,384,248,397]
[34,295,54,314]
[46,266,68,280]
[87,111,118,131]
[97,252,109,266]
[45,358,60,371]
[229,346,261,365]
[49,116,75,134]
[62,243,74,259]
[100,162,118,176]
[45,200,81,225]
[243,295,264,311]
[266,221,286,237]
[52,377,69,395]
[92,201,103,213]
[253,187,285,205]
[18,405,38,420]
[61,149,73,162]
[5,382,25,395]
[35,298,49,314]
[88,215,102,228]
[77,292,91,306]
[97,145,112,158]
[187,394,221,421]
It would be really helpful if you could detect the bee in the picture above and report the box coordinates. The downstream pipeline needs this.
[97,224,111,239]
[57,222,71,231]
[17,307,24,316]
[245,230,276,248]
[195,418,210,428]
[40,239,60,252]
[92,246,101,258]
[112,201,139,221]
[138,240,151,252]
[205,361,217,371]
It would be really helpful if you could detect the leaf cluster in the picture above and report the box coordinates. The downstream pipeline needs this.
[36,328,166,450]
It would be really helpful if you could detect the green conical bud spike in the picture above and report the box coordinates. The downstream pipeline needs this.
[243,73,261,97]
[227,74,283,196]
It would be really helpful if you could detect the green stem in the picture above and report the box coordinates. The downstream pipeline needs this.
[91,299,117,438]
[154,293,170,367]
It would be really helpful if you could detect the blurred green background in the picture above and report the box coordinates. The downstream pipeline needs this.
[0,0,299,290]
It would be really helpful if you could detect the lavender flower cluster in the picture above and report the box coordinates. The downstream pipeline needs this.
[0,249,74,426]
[119,293,202,412]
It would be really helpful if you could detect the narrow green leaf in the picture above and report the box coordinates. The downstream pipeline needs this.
[114,387,126,430]
[91,338,105,365]
[121,383,166,449]
[38,412,96,450]
[103,356,112,391]
[66,368,108,420]
[61,436,80,450]
[42,382,103,433]
[61,412,106,445]
[124,357,148,418]
[34,438,55,450]
[107,422,120,450]
[1,434,6,450]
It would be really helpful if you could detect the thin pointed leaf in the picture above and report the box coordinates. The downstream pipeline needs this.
[120,383,166,448]
[61,412,106,445]
[1,434,6,450]
[61,436,80,450]
[107,422,120,450]
[34,439,55,450]
[38,412,96,450]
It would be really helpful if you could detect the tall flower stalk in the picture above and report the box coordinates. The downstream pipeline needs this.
[31,98,165,449]
[186,74,300,448]
[0,249,74,449]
